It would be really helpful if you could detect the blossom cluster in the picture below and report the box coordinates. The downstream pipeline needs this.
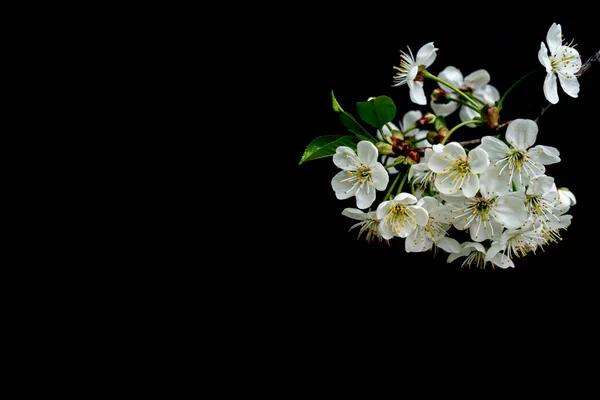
[300,22,583,269]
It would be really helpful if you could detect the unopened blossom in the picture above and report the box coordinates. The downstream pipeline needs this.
[392,42,438,105]
[377,193,428,239]
[342,208,387,244]
[409,144,444,190]
[405,196,453,253]
[558,187,576,208]
[443,168,528,242]
[538,22,582,104]
[332,141,389,209]
[428,142,489,198]
[430,66,500,126]
[447,241,514,269]
[477,119,560,188]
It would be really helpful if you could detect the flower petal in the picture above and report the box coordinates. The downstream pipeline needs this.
[464,69,490,89]
[405,227,430,253]
[409,81,427,105]
[430,100,459,117]
[469,219,488,242]
[494,195,528,229]
[528,145,560,165]
[437,66,463,92]
[394,192,418,205]
[546,22,562,55]
[506,118,538,150]
[356,185,376,209]
[415,42,438,67]
[332,171,359,199]
[526,174,555,196]
[376,200,392,220]
[467,147,490,173]
[371,163,389,191]
[379,216,395,240]
[401,110,422,131]
[427,152,451,173]
[410,206,429,226]
[437,237,461,254]
[538,42,552,72]
[357,141,378,166]
[491,253,515,269]
[333,146,359,170]
[461,174,479,198]
[480,164,512,196]
[474,85,500,104]
[459,105,479,126]
[543,72,559,104]
[341,208,367,221]
[443,142,467,158]
[486,242,503,262]
[480,136,510,162]
[558,74,580,98]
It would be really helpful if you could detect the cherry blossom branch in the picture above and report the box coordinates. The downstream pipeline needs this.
[535,49,600,122]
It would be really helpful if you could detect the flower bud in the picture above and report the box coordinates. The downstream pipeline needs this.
[405,151,420,164]
[376,142,395,156]
[418,112,437,126]
[391,130,404,140]
[558,187,577,206]
[431,88,451,104]
[427,127,448,144]
[483,106,500,129]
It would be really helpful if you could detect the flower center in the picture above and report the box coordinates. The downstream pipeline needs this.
[453,196,498,240]
[526,194,559,225]
[494,149,542,181]
[439,156,472,193]
[386,204,417,234]
[462,250,486,269]
[550,46,580,75]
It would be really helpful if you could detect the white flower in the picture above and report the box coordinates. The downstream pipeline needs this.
[524,174,560,227]
[477,119,560,187]
[392,42,438,105]
[409,144,444,190]
[430,66,500,126]
[487,223,545,266]
[538,22,582,104]
[447,241,514,269]
[376,193,428,239]
[342,208,387,244]
[332,141,389,209]
[443,169,529,242]
[428,142,489,197]
[405,196,453,253]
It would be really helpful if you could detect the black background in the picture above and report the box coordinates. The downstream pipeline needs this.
[285,15,597,275]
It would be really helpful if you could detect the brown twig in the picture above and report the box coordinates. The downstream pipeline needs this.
[535,49,600,122]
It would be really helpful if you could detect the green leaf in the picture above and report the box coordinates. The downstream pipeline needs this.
[434,115,446,131]
[299,135,359,165]
[356,96,396,129]
[331,90,378,144]
[331,90,343,112]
